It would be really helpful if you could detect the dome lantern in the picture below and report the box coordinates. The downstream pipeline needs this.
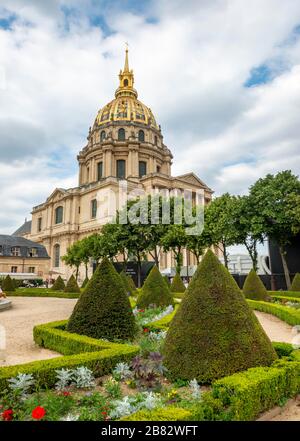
[115,45,138,99]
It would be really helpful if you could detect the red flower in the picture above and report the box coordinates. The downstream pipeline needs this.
[143,328,149,333]
[2,409,13,421]
[32,406,46,420]
[63,391,71,397]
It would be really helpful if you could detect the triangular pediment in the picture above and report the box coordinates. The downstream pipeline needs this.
[175,173,212,191]
[46,188,68,203]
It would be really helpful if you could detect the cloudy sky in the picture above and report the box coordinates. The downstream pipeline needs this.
[0,0,300,236]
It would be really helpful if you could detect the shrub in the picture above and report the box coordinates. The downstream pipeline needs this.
[0,321,139,393]
[64,275,81,293]
[6,289,79,299]
[243,269,269,301]
[163,250,277,383]
[121,407,192,421]
[170,273,186,293]
[67,258,137,341]
[137,266,174,309]
[81,277,89,289]
[126,274,137,294]
[2,275,15,292]
[291,273,300,292]
[163,275,170,287]
[247,300,300,326]
[212,359,300,420]
[272,342,294,358]
[269,290,300,299]
[52,276,65,291]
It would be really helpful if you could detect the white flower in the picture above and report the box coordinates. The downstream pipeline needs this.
[8,373,35,396]
[189,378,201,399]
[60,413,79,421]
[149,331,167,342]
[142,305,174,325]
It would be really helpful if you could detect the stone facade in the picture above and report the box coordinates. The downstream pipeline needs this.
[22,49,213,283]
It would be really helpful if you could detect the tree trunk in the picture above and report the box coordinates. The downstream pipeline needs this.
[85,263,88,279]
[175,249,183,274]
[75,266,79,281]
[154,247,159,268]
[137,255,142,288]
[223,243,228,269]
[279,246,291,290]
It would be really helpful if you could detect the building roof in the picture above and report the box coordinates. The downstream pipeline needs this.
[0,235,49,258]
[12,220,32,237]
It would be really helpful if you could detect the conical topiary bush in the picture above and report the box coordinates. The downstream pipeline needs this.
[120,271,132,295]
[163,275,171,287]
[64,275,81,293]
[163,250,277,383]
[126,274,137,294]
[67,258,137,341]
[290,273,300,292]
[137,266,174,309]
[170,273,186,293]
[2,275,15,292]
[81,277,89,289]
[243,269,269,301]
[51,275,65,291]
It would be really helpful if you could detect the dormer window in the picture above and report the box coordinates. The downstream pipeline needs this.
[28,247,37,257]
[11,247,20,257]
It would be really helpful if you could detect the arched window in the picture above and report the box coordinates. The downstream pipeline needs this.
[138,130,145,142]
[116,160,126,179]
[53,244,60,267]
[97,161,103,180]
[118,128,125,141]
[139,161,147,178]
[55,206,63,224]
[123,79,128,87]
[100,130,106,142]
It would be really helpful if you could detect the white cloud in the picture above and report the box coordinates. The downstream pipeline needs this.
[0,0,300,234]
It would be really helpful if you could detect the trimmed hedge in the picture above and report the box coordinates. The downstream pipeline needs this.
[269,290,300,299]
[6,288,80,299]
[272,342,294,357]
[248,300,300,326]
[271,295,300,304]
[122,407,192,421]
[81,277,89,289]
[137,266,174,309]
[52,276,65,291]
[170,273,186,293]
[0,321,139,393]
[64,275,81,293]
[147,311,176,332]
[164,250,277,382]
[291,273,300,292]
[212,359,300,421]
[243,269,269,301]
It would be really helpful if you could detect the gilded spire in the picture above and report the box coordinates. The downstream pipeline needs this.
[124,42,129,72]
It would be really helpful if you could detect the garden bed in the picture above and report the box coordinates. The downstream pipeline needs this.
[247,299,300,326]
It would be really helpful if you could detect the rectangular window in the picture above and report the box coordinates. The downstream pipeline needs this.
[11,266,17,273]
[55,206,63,224]
[28,267,35,273]
[11,247,20,257]
[38,217,42,232]
[97,162,103,180]
[139,161,147,178]
[91,199,97,218]
[116,160,126,179]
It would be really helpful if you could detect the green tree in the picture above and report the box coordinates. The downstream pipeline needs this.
[204,194,237,268]
[231,195,265,271]
[249,170,300,289]
[161,225,187,274]
[62,242,83,281]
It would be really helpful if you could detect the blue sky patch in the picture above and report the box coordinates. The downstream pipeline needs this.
[244,64,273,87]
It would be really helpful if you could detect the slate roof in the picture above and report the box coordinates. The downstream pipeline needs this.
[12,220,32,237]
[0,235,49,258]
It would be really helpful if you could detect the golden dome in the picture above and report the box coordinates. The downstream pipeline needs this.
[96,47,159,131]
